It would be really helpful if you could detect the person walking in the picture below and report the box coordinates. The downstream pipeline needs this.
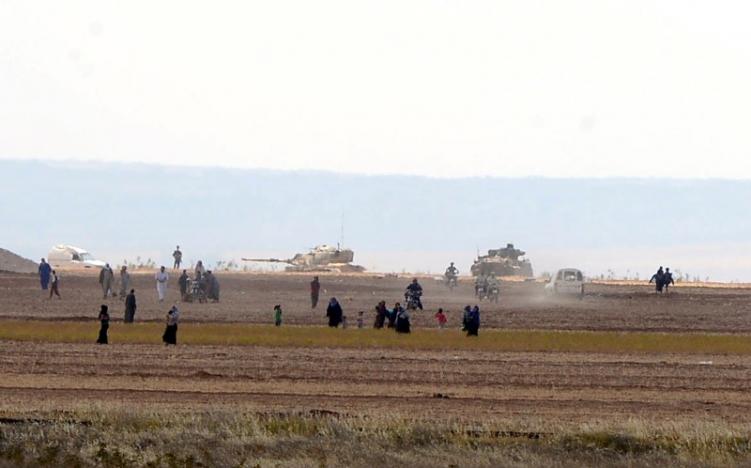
[118,266,130,300]
[172,246,182,269]
[663,267,676,294]
[310,276,321,309]
[649,266,665,293]
[205,270,220,302]
[274,305,283,326]
[99,264,114,299]
[373,301,387,329]
[96,305,110,344]
[395,307,411,334]
[466,305,480,337]
[155,266,169,302]
[178,270,189,301]
[162,305,180,345]
[38,258,51,290]
[326,297,343,328]
[435,308,447,329]
[124,289,137,323]
[461,305,472,332]
[48,270,61,299]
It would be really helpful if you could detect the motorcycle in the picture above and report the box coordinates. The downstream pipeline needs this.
[404,290,423,310]
[475,284,486,301]
[444,274,458,289]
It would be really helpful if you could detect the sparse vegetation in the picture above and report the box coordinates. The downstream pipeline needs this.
[123,257,157,270]
[0,409,749,467]
[1,321,751,354]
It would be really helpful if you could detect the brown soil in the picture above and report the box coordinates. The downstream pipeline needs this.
[1,271,751,332]
[1,341,749,424]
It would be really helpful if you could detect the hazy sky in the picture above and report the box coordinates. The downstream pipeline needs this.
[2,1,751,177]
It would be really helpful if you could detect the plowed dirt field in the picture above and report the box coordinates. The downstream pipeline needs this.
[1,271,750,425]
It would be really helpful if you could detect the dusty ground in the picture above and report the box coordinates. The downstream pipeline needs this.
[1,341,750,425]
[2,271,751,426]
[2,270,751,332]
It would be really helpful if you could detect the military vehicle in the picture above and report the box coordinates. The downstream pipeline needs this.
[242,244,365,273]
[470,243,533,278]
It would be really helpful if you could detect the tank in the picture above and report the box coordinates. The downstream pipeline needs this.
[470,243,533,277]
[242,244,365,273]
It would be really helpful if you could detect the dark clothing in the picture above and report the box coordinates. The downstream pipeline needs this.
[664,272,675,292]
[387,307,401,328]
[466,308,480,336]
[405,292,423,310]
[310,279,321,308]
[173,250,182,269]
[650,270,665,293]
[178,273,189,297]
[206,274,220,301]
[395,311,411,334]
[405,282,423,310]
[374,303,387,329]
[124,293,137,323]
[163,308,179,345]
[97,313,109,344]
[162,325,177,345]
[38,262,51,290]
[326,302,343,328]
[406,282,423,295]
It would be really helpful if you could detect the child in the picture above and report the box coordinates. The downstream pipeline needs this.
[357,311,364,329]
[435,308,447,329]
[274,305,282,327]
[49,270,61,299]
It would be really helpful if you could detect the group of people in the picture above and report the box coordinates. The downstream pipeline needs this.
[474,272,500,297]
[325,297,480,337]
[178,262,220,303]
[96,302,179,345]
[370,300,409,332]
[649,266,676,293]
[37,259,60,299]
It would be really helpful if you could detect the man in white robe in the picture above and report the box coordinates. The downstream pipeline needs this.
[155,266,169,302]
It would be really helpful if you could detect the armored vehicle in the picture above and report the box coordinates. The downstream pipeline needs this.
[243,244,365,273]
[470,243,533,278]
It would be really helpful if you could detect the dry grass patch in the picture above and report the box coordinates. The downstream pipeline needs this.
[0,408,750,467]
[1,320,751,354]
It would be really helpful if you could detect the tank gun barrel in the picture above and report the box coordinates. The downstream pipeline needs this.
[241,258,293,264]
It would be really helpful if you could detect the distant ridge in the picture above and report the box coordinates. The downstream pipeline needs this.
[2,159,751,280]
[0,248,37,274]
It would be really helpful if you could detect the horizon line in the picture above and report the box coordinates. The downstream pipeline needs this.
[3,157,751,182]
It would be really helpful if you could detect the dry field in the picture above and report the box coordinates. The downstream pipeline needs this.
[3,270,751,332]
[2,271,751,466]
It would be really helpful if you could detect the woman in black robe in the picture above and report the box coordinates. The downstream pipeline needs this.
[96,305,109,344]
[326,298,343,328]
[162,305,180,345]
[395,308,411,334]
[466,305,480,337]
[124,289,137,323]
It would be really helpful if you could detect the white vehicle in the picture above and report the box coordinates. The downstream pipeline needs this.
[48,245,106,269]
[545,268,585,297]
